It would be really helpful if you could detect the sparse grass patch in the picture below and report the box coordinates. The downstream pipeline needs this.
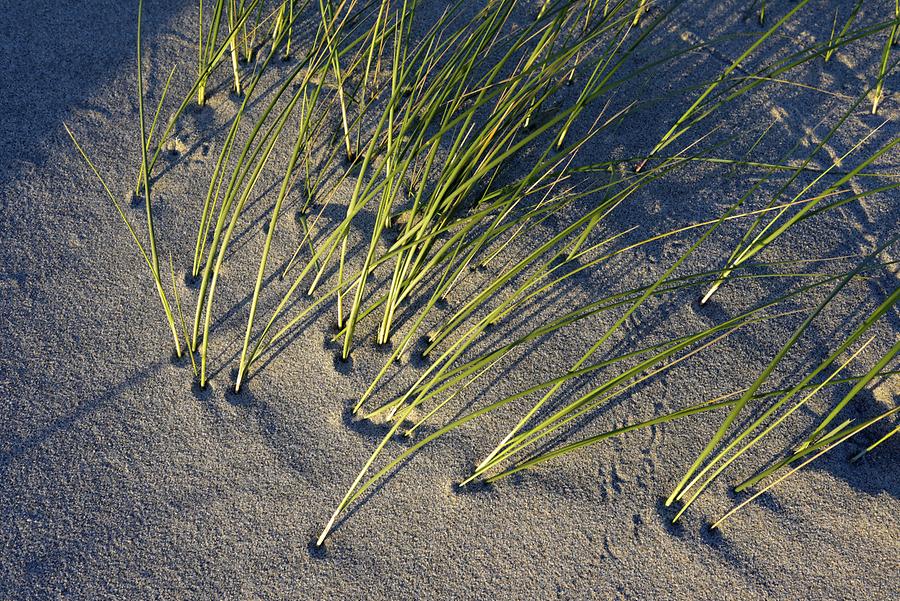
[68,0,899,546]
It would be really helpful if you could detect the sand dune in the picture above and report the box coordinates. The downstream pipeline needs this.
[1,1,898,598]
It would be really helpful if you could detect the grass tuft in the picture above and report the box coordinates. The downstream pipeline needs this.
[70,0,900,545]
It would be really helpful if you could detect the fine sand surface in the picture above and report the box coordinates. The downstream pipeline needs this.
[1,1,898,599]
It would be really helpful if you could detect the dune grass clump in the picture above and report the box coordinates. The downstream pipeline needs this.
[67,0,899,545]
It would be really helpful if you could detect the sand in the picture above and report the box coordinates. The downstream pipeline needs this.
[1,0,898,598]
